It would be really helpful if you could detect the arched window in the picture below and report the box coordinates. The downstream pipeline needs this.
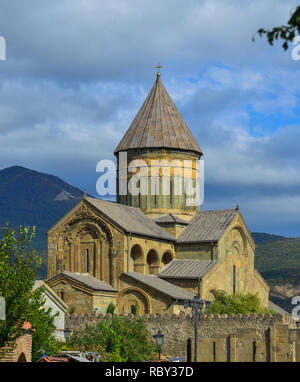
[161,251,173,267]
[233,265,236,294]
[86,248,90,273]
[146,250,160,274]
[130,245,144,273]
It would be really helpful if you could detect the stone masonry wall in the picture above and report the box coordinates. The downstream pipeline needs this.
[65,312,298,362]
[0,333,32,362]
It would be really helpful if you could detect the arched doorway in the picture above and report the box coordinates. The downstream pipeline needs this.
[117,288,151,314]
[17,352,27,362]
[146,250,160,274]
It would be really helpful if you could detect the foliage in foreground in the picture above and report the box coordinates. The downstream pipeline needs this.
[254,5,300,51]
[66,316,155,362]
[206,291,275,315]
[0,225,59,360]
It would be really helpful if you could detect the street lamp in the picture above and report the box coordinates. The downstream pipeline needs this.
[154,330,164,360]
[64,327,72,341]
[179,294,211,362]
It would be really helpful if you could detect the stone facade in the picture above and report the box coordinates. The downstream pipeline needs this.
[45,73,270,316]
[46,272,118,315]
[66,312,300,362]
[0,332,32,362]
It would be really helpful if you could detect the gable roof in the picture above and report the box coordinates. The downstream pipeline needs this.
[85,197,176,241]
[153,213,189,225]
[158,259,217,279]
[114,74,202,156]
[33,280,68,312]
[177,209,239,243]
[123,272,194,300]
[46,271,118,293]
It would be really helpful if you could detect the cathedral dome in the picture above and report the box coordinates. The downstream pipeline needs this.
[114,73,202,157]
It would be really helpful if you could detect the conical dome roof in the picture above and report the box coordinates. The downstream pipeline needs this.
[114,74,202,156]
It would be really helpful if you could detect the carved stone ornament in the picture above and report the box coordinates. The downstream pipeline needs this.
[75,203,97,219]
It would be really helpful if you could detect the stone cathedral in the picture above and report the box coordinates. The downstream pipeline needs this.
[45,71,270,315]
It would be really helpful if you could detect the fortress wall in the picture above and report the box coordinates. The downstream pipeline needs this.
[66,312,298,362]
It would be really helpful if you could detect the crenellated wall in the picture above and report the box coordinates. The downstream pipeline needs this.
[65,312,299,362]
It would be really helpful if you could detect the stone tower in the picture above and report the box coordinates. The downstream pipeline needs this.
[114,72,203,221]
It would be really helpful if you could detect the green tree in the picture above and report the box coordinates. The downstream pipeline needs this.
[254,6,300,50]
[67,316,155,362]
[106,302,115,315]
[28,287,61,361]
[0,225,59,360]
[206,290,274,315]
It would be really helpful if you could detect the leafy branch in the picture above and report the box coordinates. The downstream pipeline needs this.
[253,6,300,50]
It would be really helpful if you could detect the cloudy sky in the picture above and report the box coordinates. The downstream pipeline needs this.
[0,0,300,236]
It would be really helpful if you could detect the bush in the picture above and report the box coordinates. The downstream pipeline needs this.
[66,316,155,362]
[106,302,115,315]
[130,304,137,316]
[206,291,275,315]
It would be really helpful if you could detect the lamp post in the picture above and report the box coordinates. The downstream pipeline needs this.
[179,294,211,362]
[154,330,164,360]
[64,327,72,341]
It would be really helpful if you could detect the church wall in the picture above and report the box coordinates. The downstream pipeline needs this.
[48,280,117,315]
[201,263,230,300]
[169,217,269,307]
[155,223,186,238]
[125,236,175,276]
[211,221,269,306]
[249,270,270,307]
[47,200,127,289]
[174,242,215,260]
[161,278,199,294]
[50,282,94,315]
[93,293,117,314]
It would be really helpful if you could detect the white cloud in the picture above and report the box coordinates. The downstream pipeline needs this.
[0,0,300,235]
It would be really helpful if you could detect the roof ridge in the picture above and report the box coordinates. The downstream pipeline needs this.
[196,208,238,213]
[85,197,176,241]
[172,258,216,262]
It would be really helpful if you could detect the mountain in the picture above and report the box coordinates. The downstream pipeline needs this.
[251,232,288,245]
[254,236,300,285]
[0,166,85,276]
[253,234,300,313]
[0,165,299,297]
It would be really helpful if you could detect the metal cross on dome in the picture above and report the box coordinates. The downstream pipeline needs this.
[155,62,163,75]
